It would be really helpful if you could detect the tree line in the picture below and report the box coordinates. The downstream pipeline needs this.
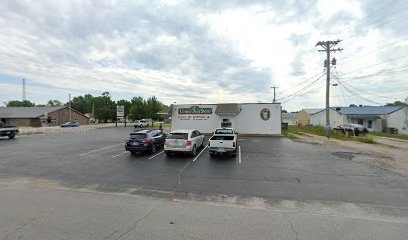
[4,92,166,122]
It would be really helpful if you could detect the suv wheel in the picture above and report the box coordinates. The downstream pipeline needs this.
[165,151,172,157]
[191,145,197,156]
[8,133,15,139]
[151,144,157,153]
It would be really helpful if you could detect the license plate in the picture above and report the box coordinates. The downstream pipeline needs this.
[132,142,139,146]
[218,148,225,152]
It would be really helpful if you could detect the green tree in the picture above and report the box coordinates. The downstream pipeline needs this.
[93,92,115,122]
[145,96,164,121]
[129,96,146,121]
[385,101,407,107]
[349,104,358,107]
[47,100,63,106]
[5,100,35,107]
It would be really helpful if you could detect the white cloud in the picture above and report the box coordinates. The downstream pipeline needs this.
[0,0,407,110]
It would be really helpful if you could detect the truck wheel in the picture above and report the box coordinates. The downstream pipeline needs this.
[8,134,15,139]
[209,151,214,156]
[231,149,237,157]
[165,151,172,157]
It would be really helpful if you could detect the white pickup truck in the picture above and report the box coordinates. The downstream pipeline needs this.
[208,128,237,156]
[0,122,19,139]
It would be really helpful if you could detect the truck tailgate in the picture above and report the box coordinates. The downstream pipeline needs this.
[209,135,235,149]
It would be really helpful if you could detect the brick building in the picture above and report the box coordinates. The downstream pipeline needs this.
[0,106,89,127]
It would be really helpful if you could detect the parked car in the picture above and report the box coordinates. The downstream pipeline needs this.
[60,122,80,127]
[125,129,166,154]
[164,130,205,157]
[0,122,19,139]
[134,120,149,128]
[333,123,368,136]
[208,128,238,156]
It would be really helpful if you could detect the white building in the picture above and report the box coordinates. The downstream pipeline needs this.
[170,103,282,135]
[309,106,408,134]
[282,113,299,126]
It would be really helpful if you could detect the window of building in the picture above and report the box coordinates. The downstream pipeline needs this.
[368,120,372,128]
[357,119,363,125]
[221,119,232,127]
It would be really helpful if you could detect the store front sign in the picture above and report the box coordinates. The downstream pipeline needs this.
[178,106,213,114]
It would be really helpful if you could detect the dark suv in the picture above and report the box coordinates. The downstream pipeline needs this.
[125,129,166,154]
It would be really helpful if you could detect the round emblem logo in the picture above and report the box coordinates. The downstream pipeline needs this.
[260,108,271,121]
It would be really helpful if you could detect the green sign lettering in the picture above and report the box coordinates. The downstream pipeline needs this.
[178,106,212,114]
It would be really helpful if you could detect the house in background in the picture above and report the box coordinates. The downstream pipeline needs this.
[0,106,89,127]
[282,112,299,126]
[298,108,323,126]
[309,106,408,134]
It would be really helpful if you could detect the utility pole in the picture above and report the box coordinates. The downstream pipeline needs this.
[271,86,278,103]
[68,93,72,122]
[315,40,343,126]
[22,78,26,101]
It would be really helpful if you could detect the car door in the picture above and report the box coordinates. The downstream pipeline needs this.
[196,130,204,146]
[191,130,201,147]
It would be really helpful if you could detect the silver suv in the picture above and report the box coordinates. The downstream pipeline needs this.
[164,130,205,157]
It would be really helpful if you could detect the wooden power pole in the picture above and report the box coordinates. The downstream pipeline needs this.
[315,40,343,126]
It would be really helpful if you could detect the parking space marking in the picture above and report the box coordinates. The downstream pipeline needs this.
[193,145,208,162]
[79,144,122,156]
[238,146,241,164]
[148,150,164,160]
[112,151,128,158]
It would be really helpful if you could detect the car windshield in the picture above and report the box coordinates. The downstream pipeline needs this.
[130,134,147,140]
[215,129,234,134]
[167,133,188,140]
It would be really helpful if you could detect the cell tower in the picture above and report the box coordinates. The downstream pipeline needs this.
[22,78,26,101]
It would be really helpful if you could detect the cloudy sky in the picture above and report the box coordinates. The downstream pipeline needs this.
[0,0,407,111]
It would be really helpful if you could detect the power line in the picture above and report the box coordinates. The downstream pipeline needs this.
[336,79,383,105]
[335,76,404,100]
[281,74,326,103]
[340,53,408,76]
[278,73,325,101]
[277,71,325,99]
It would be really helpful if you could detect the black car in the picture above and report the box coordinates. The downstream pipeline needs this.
[333,123,368,136]
[125,129,167,154]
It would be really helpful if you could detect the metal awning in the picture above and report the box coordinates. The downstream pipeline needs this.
[215,104,241,115]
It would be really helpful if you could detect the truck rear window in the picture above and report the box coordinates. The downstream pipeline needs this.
[130,134,147,140]
[210,136,234,140]
[167,133,188,140]
[215,129,234,134]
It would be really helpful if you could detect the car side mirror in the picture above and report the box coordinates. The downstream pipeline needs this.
[236,132,239,135]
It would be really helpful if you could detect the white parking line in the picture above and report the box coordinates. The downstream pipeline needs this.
[148,150,164,160]
[193,145,208,162]
[238,146,241,164]
[79,144,121,156]
[112,151,128,158]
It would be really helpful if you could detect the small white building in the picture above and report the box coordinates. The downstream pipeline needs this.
[282,112,299,126]
[170,103,282,135]
[309,106,408,134]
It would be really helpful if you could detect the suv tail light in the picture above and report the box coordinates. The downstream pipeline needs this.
[125,140,129,144]
[186,140,192,146]
[233,142,236,148]
[142,139,151,144]
[208,141,210,147]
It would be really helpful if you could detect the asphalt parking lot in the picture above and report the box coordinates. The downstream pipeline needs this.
[1,127,408,208]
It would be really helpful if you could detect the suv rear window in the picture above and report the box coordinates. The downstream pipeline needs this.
[130,133,147,140]
[167,133,188,140]
[215,129,234,134]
